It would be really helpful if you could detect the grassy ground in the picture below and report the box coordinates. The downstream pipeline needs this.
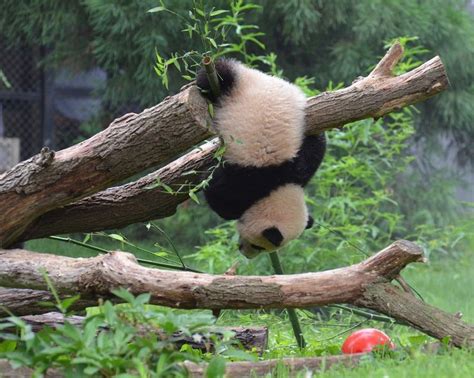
[25,238,473,377]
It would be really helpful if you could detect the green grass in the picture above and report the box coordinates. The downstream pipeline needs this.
[403,254,474,323]
[316,349,474,378]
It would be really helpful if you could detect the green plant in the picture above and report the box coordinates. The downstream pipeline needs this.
[150,0,281,89]
[0,288,258,377]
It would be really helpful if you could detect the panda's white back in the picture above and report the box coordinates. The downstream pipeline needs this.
[214,62,307,167]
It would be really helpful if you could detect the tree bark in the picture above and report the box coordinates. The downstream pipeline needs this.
[0,287,95,316]
[18,140,218,241]
[0,241,472,347]
[0,361,62,378]
[0,44,448,247]
[182,354,365,378]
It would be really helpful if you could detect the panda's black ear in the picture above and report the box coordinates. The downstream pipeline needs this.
[262,227,283,247]
[306,215,314,229]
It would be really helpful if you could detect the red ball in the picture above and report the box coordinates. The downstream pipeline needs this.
[341,328,395,354]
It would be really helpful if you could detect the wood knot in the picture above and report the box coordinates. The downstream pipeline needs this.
[352,76,365,84]
[34,147,55,167]
[428,82,443,93]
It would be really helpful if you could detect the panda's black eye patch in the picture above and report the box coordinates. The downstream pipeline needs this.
[250,244,265,251]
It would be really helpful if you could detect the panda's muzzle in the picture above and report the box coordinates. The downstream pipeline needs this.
[238,239,265,259]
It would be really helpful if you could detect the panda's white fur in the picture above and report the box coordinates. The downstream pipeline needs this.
[214,63,307,167]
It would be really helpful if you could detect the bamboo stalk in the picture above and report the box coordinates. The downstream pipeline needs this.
[269,251,307,349]
[202,55,221,99]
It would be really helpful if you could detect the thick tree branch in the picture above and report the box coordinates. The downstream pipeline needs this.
[0,87,212,247]
[12,44,449,243]
[0,287,102,316]
[18,140,218,241]
[0,241,472,347]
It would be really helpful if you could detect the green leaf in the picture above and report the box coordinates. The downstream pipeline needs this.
[109,233,126,242]
[195,8,205,17]
[408,334,429,347]
[0,340,16,352]
[112,288,135,303]
[189,191,200,204]
[147,6,166,13]
[210,10,228,17]
[208,37,218,49]
[205,356,226,378]
[181,170,198,176]
[60,295,81,311]
[134,293,151,306]
[83,366,100,375]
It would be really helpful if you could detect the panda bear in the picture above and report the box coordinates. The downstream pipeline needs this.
[197,59,326,258]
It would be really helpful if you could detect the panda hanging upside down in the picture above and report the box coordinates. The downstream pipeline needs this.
[197,59,326,258]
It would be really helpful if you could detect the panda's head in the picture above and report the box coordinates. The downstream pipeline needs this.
[237,184,314,258]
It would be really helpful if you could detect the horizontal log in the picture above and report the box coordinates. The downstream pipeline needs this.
[2,312,268,354]
[183,354,365,377]
[0,353,364,378]
[0,287,95,316]
[0,361,62,378]
[15,44,449,242]
[0,241,422,308]
[1,240,473,347]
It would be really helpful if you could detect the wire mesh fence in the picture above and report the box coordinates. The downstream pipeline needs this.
[0,41,43,167]
[0,39,104,172]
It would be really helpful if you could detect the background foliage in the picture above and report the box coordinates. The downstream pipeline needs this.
[1,0,473,164]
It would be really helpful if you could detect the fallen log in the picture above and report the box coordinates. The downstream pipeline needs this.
[0,353,365,378]
[0,241,472,347]
[0,361,62,378]
[1,43,448,247]
[0,287,95,316]
[182,354,366,377]
[1,312,268,354]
